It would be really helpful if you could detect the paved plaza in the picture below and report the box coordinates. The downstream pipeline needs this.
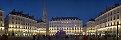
[1,35,121,40]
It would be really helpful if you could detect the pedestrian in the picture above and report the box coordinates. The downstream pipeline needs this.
[84,35,88,40]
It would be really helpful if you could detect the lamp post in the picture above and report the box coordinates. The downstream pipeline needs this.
[117,23,119,40]
[96,28,98,37]
[12,29,14,36]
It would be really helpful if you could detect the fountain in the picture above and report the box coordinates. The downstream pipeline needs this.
[55,23,66,40]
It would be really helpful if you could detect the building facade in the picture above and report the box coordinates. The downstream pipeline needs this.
[49,17,83,35]
[36,19,46,35]
[86,19,96,35]
[5,9,37,36]
[95,4,121,36]
[0,9,5,35]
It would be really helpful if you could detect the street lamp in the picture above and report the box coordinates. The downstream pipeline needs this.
[96,27,98,37]
[116,22,121,40]
[12,29,14,36]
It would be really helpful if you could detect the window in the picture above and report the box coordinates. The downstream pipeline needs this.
[16,25,17,28]
[67,28,68,30]
[19,26,20,28]
[111,17,112,21]
[114,22,116,25]
[108,18,109,21]
[30,27,32,29]
[117,15,119,19]
[114,16,115,20]
[108,23,109,26]
[114,10,116,14]
[16,21,17,24]
[110,12,112,15]
[12,17,14,19]
[0,19,2,21]
[12,21,14,24]
[117,11,119,13]
[57,28,59,30]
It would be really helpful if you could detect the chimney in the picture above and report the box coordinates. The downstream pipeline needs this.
[115,3,120,7]
[12,9,16,12]
[105,6,111,11]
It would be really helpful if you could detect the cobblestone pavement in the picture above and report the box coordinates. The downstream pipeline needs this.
[1,35,121,40]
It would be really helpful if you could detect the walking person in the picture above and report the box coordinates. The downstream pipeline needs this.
[84,35,88,40]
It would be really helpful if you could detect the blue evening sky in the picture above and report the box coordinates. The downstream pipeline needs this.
[0,0,121,25]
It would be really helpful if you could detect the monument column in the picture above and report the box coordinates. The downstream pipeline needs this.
[42,0,49,36]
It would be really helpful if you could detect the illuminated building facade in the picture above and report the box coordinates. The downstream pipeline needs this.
[5,9,37,36]
[86,19,96,35]
[95,4,121,36]
[0,9,5,35]
[49,17,83,35]
[36,19,46,35]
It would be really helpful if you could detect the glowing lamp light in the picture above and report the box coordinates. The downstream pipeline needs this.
[75,25,77,26]
[10,25,13,27]
[23,33,25,36]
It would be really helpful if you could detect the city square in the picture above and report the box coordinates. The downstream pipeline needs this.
[0,0,121,40]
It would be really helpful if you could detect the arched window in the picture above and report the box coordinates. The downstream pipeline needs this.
[114,22,116,25]
[111,22,112,26]
[117,15,119,19]
[114,16,115,20]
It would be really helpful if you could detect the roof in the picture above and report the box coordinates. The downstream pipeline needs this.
[88,18,95,21]
[37,19,45,23]
[8,9,35,20]
[50,17,81,21]
[96,4,120,19]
